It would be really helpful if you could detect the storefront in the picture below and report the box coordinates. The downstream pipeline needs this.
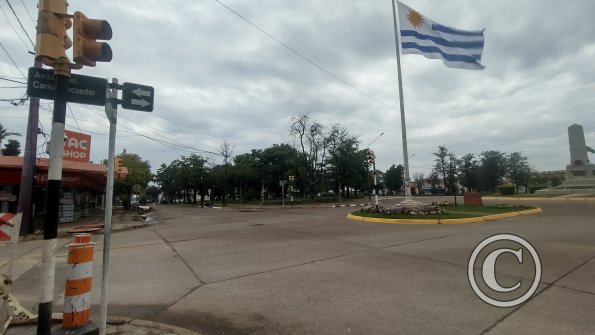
[0,156,108,224]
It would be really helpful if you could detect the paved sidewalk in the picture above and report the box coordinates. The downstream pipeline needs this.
[3,206,199,335]
[6,316,201,335]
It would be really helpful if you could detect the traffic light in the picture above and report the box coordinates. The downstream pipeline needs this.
[72,11,112,67]
[36,0,72,64]
[367,149,375,164]
[114,157,122,174]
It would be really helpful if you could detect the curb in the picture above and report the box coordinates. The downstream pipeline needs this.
[5,316,202,335]
[346,207,543,225]
[485,196,595,201]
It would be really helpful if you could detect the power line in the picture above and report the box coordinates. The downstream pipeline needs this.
[80,105,221,156]
[0,41,27,79]
[18,0,35,25]
[0,2,30,51]
[213,0,396,110]
[0,77,26,84]
[4,0,35,48]
[67,104,82,131]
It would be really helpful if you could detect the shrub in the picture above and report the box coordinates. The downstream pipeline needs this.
[497,185,516,195]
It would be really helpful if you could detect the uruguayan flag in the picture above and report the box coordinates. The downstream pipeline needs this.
[397,1,485,70]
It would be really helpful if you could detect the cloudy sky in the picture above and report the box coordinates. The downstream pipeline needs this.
[1,0,594,175]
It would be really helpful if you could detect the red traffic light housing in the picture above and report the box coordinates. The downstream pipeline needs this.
[72,11,112,67]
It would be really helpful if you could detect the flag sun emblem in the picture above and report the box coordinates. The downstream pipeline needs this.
[407,9,424,28]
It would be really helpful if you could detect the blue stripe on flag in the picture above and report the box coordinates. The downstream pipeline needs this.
[401,42,482,64]
[432,23,484,37]
[400,30,484,49]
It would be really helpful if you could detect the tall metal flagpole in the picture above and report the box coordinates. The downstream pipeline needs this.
[391,0,421,206]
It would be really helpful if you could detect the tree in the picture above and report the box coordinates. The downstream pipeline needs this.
[218,141,234,206]
[113,150,152,209]
[479,150,507,192]
[259,144,299,198]
[325,125,363,198]
[2,139,21,156]
[0,123,21,156]
[446,153,460,196]
[432,146,450,194]
[427,172,441,194]
[459,153,480,192]
[385,164,404,194]
[290,112,325,197]
[144,185,160,202]
[506,152,532,194]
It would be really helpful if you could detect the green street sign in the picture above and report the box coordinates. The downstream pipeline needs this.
[121,82,154,112]
[27,67,107,106]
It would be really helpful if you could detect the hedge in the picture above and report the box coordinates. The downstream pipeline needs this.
[497,185,516,195]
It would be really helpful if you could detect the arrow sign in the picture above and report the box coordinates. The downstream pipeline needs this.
[122,82,154,112]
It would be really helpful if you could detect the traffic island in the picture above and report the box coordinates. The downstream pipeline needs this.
[347,204,542,224]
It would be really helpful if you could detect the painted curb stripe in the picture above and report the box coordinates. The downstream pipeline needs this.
[346,207,543,225]
[485,197,595,201]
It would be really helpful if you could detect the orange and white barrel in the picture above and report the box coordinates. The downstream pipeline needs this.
[63,233,96,329]
[0,213,15,241]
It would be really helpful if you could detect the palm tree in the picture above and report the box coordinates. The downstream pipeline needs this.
[0,123,22,156]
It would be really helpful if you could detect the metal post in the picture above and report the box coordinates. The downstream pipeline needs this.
[37,59,70,335]
[367,164,371,202]
[18,58,43,235]
[282,183,285,207]
[373,163,379,211]
[99,78,118,335]
[391,0,421,206]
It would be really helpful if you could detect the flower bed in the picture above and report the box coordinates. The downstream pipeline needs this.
[359,204,448,215]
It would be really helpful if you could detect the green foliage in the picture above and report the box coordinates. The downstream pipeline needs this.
[0,123,21,155]
[507,152,532,193]
[480,150,508,192]
[113,149,152,209]
[384,164,404,194]
[497,185,516,195]
[144,185,160,201]
[2,138,21,156]
[459,153,480,192]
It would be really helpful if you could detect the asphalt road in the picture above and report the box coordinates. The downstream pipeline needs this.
[3,197,595,334]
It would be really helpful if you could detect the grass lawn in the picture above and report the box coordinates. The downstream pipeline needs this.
[352,205,537,220]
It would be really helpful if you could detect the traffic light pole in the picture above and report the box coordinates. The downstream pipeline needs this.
[99,78,118,335]
[37,60,71,335]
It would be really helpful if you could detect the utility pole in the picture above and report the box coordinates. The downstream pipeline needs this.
[18,58,42,235]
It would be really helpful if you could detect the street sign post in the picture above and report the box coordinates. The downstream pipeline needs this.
[121,82,154,112]
[26,67,107,106]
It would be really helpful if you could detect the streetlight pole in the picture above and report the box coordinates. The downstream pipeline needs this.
[366,133,383,203]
